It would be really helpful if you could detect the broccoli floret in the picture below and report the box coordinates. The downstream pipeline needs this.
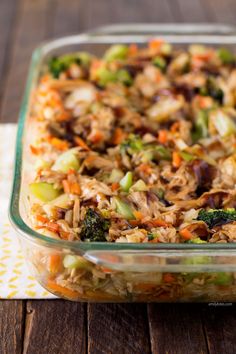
[199,77,224,104]
[80,208,110,242]
[49,52,91,78]
[197,208,236,228]
[120,134,143,154]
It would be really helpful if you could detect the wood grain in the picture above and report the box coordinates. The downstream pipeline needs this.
[202,304,236,354]
[0,0,18,100]
[148,304,208,354]
[0,301,25,354]
[207,0,236,24]
[88,303,151,354]
[23,301,86,354]
[176,0,214,22]
[0,0,52,122]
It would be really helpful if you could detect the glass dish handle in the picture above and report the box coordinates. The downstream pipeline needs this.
[88,23,236,37]
[84,249,236,272]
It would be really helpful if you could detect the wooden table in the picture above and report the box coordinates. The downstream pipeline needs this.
[1,0,236,353]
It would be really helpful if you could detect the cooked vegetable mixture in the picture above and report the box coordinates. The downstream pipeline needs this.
[29,40,236,245]
[27,40,236,301]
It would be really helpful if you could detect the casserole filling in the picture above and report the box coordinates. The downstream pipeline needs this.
[29,40,236,244]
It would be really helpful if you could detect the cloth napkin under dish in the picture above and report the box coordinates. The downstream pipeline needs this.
[0,124,56,299]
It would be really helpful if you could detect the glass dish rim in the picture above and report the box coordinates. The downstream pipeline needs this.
[9,23,236,252]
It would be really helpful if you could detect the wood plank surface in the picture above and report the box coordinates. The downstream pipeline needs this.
[88,303,151,354]
[0,301,25,354]
[148,304,208,354]
[23,301,86,354]
[2,0,236,353]
[0,0,52,122]
[202,305,236,354]
[0,0,18,99]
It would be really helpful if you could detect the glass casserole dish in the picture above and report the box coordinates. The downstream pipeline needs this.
[9,24,236,302]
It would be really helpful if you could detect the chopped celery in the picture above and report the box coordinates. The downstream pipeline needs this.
[130,179,148,192]
[182,256,211,265]
[211,272,233,286]
[52,148,80,173]
[141,150,154,163]
[153,56,166,71]
[154,145,171,160]
[188,237,207,244]
[114,197,134,220]
[49,193,71,208]
[109,168,124,183]
[156,188,165,199]
[179,151,195,162]
[189,44,207,56]
[212,110,236,137]
[63,255,91,269]
[119,171,133,192]
[104,44,128,61]
[116,69,133,85]
[121,134,143,154]
[160,43,172,55]
[97,67,117,86]
[76,52,92,66]
[218,48,235,64]
[29,182,61,202]
[193,110,209,141]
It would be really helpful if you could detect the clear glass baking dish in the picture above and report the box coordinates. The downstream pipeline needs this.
[9,23,236,302]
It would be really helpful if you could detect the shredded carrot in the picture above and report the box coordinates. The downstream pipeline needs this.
[148,38,164,51]
[158,130,168,144]
[197,95,213,109]
[179,228,194,240]
[36,215,49,223]
[56,110,71,122]
[163,273,175,283]
[59,231,70,240]
[138,163,152,175]
[111,182,120,192]
[113,127,126,145]
[170,121,180,133]
[151,219,170,227]
[155,70,163,83]
[84,155,97,165]
[89,130,104,144]
[50,137,69,151]
[74,136,90,151]
[67,168,76,175]
[129,220,141,227]
[128,43,138,56]
[62,180,81,195]
[46,222,60,233]
[172,151,182,168]
[101,267,113,274]
[47,279,80,300]
[192,49,214,62]
[70,182,81,195]
[133,210,144,220]
[30,145,43,155]
[62,180,71,194]
[90,59,104,79]
[40,74,51,83]
[48,254,62,274]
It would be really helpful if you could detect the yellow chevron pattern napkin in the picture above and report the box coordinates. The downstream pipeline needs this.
[0,124,56,299]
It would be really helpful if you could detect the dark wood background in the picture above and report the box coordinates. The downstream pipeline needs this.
[1,0,236,353]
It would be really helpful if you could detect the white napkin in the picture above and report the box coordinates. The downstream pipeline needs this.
[0,124,56,299]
